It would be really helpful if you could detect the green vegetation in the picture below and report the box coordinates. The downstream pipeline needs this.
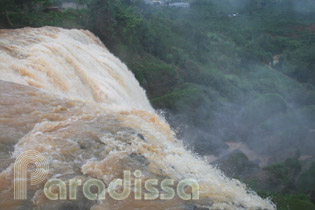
[252,159,315,209]
[296,162,315,198]
[216,151,260,179]
[0,0,86,28]
[241,93,288,124]
[267,193,315,210]
[264,158,302,191]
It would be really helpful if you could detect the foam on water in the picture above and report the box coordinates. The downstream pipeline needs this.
[0,27,275,210]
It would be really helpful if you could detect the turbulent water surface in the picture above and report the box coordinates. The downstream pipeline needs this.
[0,27,275,210]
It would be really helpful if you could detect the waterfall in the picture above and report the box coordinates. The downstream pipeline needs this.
[0,27,275,210]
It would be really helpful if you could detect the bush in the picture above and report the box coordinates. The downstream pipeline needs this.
[241,93,288,124]
[296,162,315,194]
[130,56,179,97]
[271,194,315,210]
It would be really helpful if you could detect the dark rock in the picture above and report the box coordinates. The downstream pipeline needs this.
[215,150,260,179]
[129,153,150,166]
[137,133,146,141]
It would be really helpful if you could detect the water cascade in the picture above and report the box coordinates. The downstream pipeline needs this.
[0,27,275,210]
